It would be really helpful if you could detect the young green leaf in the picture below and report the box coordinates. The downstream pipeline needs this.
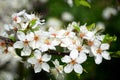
[75,0,91,8]
[102,34,117,43]
[87,23,95,31]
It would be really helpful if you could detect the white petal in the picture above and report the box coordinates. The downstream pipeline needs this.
[61,56,71,63]
[42,54,51,62]
[13,41,24,48]
[42,63,50,72]
[27,57,37,64]
[94,40,101,47]
[100,43,110,50]
[17,31,25,41]
[102,51,111,60]
[77,53,87,64]
[26,32,34,41]
[34,50,41,59]
[95,54,102,64]
[21,47,31,56]
[49,46,56,50]
[74,64,83,74]
[17,10,26,16]
[70,49,78,60]
[53,59,60,67]
[80,25,88,33]
[16,17,21,23]
[64,64,73,73]
[91,46,97,56]
[52,40,60,46]
[40,45,48,52]
[34,63,42,73]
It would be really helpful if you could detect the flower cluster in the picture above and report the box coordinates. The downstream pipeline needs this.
[0,10,111,75]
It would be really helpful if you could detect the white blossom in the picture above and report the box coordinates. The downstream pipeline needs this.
[13,31,34,56]
[102,7,117,20]
[91,43,111,64]
[61,12,74,22]
[61,50,86,74]
[27,50,51,73]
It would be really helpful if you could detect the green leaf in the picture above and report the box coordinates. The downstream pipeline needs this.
[87,23,95,31]
[75,0,80,6]
[75,0,91,8]
[102,34,117,43]
[9,35,16,42]
[73,25,80,32]
[31,26,40,32]
[110,51,120,57]
[29,19,37,27]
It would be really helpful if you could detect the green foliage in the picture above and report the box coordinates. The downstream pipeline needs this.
[75,0,91,8]
[73,25,80,32]
[9,35,16,42]
[110,51,120,58]
[87,23,95,31]
[102,34,117,43]
[29,19,37,27]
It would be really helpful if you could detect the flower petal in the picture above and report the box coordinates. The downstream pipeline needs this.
[100,43,110,50]
[95,54,102,64]
[74,64,83,74]
[102,51,111,60]
[34,63,42,73]
[64,64,73,73]
[13,41,24,48]
[21,47,31,56]
[77,53,87,64]
[42,54,51,62]
[42,63,50,72]
[26,32,34,41]
[91,46,97,56]
[27,57,37,64]
[61,56,71,63]
[17,31,25,41]
[34,50,41,59]
[70,49,78,60]
[94,40,101,47]
[40,45,48,52]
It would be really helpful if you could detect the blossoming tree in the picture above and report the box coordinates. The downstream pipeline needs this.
[0,0,118,80]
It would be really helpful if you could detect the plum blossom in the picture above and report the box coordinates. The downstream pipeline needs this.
[27,50,51,73]
[51,59,64,80]
[102,7,117,20]
[61,49,87,74]
[29,30,47,49]
[12,10,26,23]
[13,31,34,56]
[79,24,95,40]
[91,43,111,64]
[40,38,60,52]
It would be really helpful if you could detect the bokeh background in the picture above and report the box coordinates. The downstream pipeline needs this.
[0,0,120,80]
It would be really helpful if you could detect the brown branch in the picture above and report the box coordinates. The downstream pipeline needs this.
[45,50,70,56]
[0,36,14,46]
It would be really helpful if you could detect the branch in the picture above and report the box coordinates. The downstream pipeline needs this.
[0,36,14,46]
[45,50,69,56]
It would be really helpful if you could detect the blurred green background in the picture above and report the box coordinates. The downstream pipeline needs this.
[0,0,120,80]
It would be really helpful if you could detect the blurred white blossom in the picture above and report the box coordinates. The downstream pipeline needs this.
[61,12,74,22]
[46,18,63,30]
[102,7,117,20]
[66,0,73,7]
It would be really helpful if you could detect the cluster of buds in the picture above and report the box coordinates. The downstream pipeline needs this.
[0,10,113,78]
